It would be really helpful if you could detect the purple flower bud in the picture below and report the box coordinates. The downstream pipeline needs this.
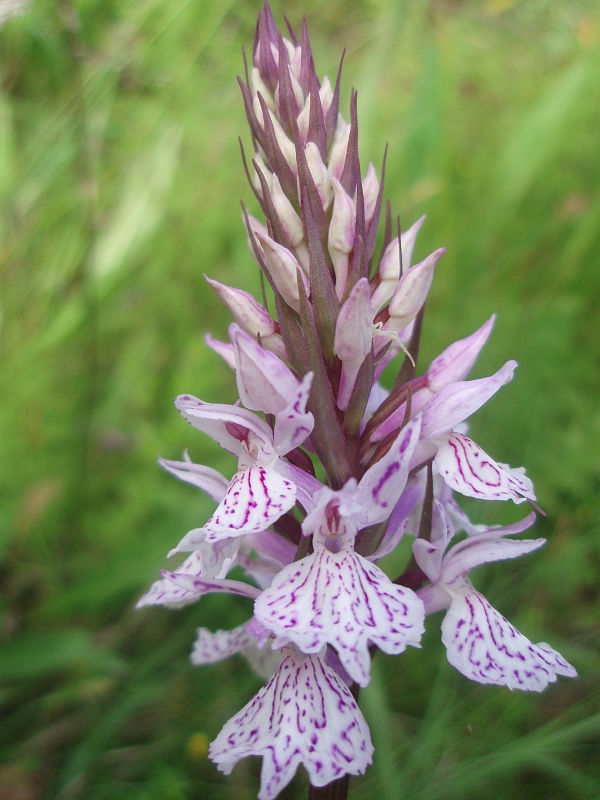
[362,162,379,229]
[297,76,334,142]
[304,141,332,210]
[328,177,356,298]
[371,215,426,312]
[328,120,351,181]
[255,99,297,176]
[386,247,446,332]
[205,277,286,360]
[230,323,300,415]
[251,67,276,113]
[255,230,309,312]
[270,173,304,246]
[251,153,271,197]
[334,278,373,409]
[243,213,268,262]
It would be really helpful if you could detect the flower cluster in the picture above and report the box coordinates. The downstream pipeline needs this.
[138,5,576,798]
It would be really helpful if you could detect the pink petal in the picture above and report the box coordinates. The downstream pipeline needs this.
[158,572,259,601]
[159,455,228,503]
[206,278,283,353]
[426,315,496,392]
[191,621,281,679]
[442,512,539,582]
[434,432,536,503]
[191,623,256,664]
[136,541,239,609]
[442,582,577,691]
[334,279,373,409]
[231,323,300,415]
[254,546,425,687]
[386,248,445,331]
[370,215,426,312]
[209,648,373,799]
[273,372,314,456]
[421,360,517,440]
[175,396,274,458]
[357,415,422,526]
[204,334,236,369]
[203,465,296,542]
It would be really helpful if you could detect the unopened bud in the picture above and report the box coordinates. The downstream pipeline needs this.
[288,44,302,82]
[271,174,304,246]
[387,247,445,332]
[362,163,379,228]
[256,231,310,312]
[370,215,426,312]
[334,278,373,409]
[297,76,334,141]
[275,70,304,112]
[305,141,332,210]
[328,120,351,181]
[270,112,297,175]
[328,177,356,299]
[251,67,276,113]
[294,240,310,274]
[230,324,299,415]
[252,153,272,196]
[205,277,285,359]
[243,213,268,262]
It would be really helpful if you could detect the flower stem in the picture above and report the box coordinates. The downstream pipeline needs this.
[308,775,350,800]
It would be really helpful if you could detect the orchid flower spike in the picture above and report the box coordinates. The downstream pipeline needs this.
[136,6,577,798]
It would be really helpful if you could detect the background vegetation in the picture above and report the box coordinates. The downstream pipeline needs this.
[1,0,599,798]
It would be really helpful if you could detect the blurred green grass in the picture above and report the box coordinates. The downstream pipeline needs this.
[1,0,599,798]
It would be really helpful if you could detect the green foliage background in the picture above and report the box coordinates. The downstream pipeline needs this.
[1,1,599,798]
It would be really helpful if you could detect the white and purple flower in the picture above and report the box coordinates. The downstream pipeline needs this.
[136,5,577,798]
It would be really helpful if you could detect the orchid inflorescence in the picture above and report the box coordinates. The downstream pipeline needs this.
[137,5,576,798]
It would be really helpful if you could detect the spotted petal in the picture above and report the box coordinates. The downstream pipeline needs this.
[202,465,296,543]
[136,539,239,609]
[209,648,373,800]
[254,546,425,687]
[442,514,540,583]
[191,622,281,680]
[356,415,422,526]
[434,432,536,503]
[273,372,314,456]
[441,581,577,691]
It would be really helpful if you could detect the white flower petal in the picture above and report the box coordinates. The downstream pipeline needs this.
[191,622,281,680]
[192,623,257,664]
[175,395,274,457]
[254,547,425,687]
[434,432,536,503]
[159,456,229,503]
[273,372,314,456]
[442,583,577,691]
[203,465,296,542]
[209,648,373,799]
[356,415,422,526]
[136,541,238,608]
